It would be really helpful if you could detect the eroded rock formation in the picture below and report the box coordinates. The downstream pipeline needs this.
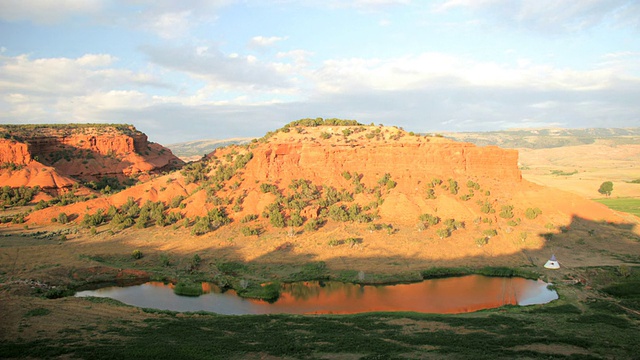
[0,124,184,191]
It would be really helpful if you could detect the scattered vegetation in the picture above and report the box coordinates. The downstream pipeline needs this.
[550,169,578,176]
[0,185,40,208]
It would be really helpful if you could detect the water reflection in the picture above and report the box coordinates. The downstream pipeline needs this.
[75,275,557,315]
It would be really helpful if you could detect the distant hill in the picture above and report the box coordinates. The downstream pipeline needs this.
[441,127,640,149]
[167,138,254,161]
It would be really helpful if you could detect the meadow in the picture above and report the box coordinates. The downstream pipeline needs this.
[594,197,640,217]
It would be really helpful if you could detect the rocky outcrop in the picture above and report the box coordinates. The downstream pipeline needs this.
[0,139,32,165]
[0,125,184,188]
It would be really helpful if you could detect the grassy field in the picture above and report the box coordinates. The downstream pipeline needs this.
[594,197,640,217]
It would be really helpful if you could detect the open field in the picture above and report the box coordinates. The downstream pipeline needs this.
[593,198,640,218]
[518,141,640,200]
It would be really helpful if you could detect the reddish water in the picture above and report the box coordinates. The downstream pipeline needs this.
[76,275,557,315]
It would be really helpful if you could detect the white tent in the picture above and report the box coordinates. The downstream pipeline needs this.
[544,254,560,269]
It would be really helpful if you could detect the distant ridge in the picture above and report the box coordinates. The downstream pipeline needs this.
[441,127,640,149]
[167,137,254,161]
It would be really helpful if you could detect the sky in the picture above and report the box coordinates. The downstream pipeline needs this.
[0,0,639,144]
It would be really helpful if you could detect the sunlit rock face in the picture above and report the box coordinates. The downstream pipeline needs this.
[0,125,184,192]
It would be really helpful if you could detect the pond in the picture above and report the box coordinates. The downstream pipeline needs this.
[75,275,558,315]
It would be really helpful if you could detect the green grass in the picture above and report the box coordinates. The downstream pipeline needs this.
[594,197,640,217]
[24,308,51,317]
[420,266,539,280]
[3,302,639,359]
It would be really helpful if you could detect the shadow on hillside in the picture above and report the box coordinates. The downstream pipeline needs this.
[2,214,639,289]
[528,215,640,268]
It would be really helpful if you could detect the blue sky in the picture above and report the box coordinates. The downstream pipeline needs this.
[0,0,639,144]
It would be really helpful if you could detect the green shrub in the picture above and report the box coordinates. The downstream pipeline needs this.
[483,229,498,238]
[426,188,436,199]
[525,207,542,219]
[287,212,304,227]
[436,228,451,239]
[207,207,231,229]
[81,210,105,228]
[304,218,324,232]
[269,210,286,228]
[499,205,514,219]
[131,249,143,259]
[419,213,440,226]
[43,286,73,299]
[386,180,397,190]
[328,204,349,222]
[448,179,459,195]
[159,253,171,267]
[191,216,211,235]
[260,183,278,194]
[328,239,341,247]
[466,180,480,190]
[57,212,69,224]
[480,202,494,214]
[240,214,258,223]
[241,226,261,236]
[377,173,391,186]
[170,195,185,208]
[173,280,203,297]
[346,237,361,247]
[430,178,442,187]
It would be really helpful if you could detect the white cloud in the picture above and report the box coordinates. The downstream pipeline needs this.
[277,50,313,66]
[249,36,288,48]
[142,10,193,39]
[0,53,165,96]
[435,0,637,33]
[0,53,170,125]
[141,45,293,91]
[0,0,103,24]
[309,52,632,94]
[327,0,412,9]
[129,0,234,39]
[0,46,638,143]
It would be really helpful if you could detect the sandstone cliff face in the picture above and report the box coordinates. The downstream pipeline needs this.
[0,125,184,191]
[252,141,520,187]
[0,139,32,165]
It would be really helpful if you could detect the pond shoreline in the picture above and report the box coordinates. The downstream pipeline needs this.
[75,274,558,315]
[63,264,544,302]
